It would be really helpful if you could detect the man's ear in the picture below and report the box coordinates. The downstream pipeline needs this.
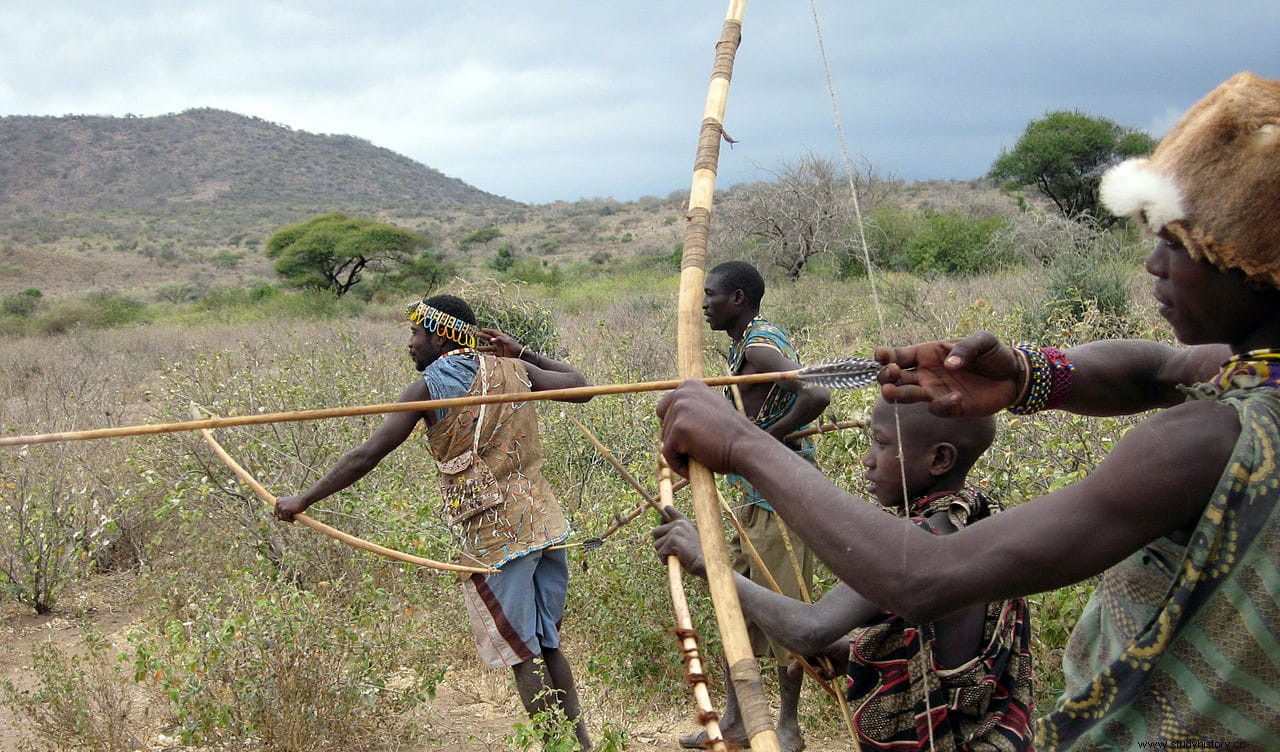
[729,288,747,306]
[930,443,958,476]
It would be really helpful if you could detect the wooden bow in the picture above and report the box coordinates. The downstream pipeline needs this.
[670,3,781,751]
[190,404,494,575]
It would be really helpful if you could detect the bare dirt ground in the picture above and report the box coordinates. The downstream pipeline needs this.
[0,575,852,752]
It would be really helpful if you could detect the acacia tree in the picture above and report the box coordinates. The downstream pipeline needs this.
[265,212,429,296]
[716,153,892,280]
[989,111,1155,226]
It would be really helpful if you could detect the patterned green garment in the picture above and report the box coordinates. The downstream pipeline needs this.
[1035,364,1280,749]
[723,316,816,511]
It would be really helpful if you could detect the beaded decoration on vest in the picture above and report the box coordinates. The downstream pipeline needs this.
[1207,349,1280,392]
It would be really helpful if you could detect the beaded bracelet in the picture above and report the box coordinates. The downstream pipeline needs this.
[1042,347,1074,410]
[1008,345,1074,414]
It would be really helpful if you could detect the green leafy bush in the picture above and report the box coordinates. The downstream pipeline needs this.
[505,259,564,287]
[491,245,516,272]
[862,206,925,273]
[905,212,1013,277]
[1037,258,1133,337]
[0,446,117,613]
[131,572,438,750]
[467,286,563,356]
[1,288,43,316]
[1018,229,1140,340]
[460,227,503,246]
[36,291,151,334]
[2,631,143,751]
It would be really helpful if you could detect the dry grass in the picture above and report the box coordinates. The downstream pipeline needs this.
[0,250,1177,748]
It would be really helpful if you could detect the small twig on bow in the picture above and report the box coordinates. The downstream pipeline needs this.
[784,416,871,442]
[551,416,690,551]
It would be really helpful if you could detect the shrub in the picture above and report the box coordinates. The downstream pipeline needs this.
[506,259,564,287]
[861,206,924,273]
[131,572,438,750]
[1,631,144,751]
[2,288,43,316]
[459,227,503,246]
[1027,582,1095,710]
[0,445,117,613]
[465,285,563,356]
[491,245,516,272]
[1036,257,1133,337]
[154,282,207,303]
[92,291,151,327]
[36,291,151,334]
[905,212,1013,277]
[261,289,366,320]
[1013,229,1138,340]
[397,251,458,293]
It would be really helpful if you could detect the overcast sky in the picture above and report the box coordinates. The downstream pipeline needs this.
[2,1,1277,205]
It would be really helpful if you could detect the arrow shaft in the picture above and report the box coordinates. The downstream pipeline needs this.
[2,369,800,448]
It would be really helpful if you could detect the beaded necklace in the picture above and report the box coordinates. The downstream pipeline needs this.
[909,488,992,528]
[1208,349,1280,392]
[439,347,477,360]
[725,316,766,374]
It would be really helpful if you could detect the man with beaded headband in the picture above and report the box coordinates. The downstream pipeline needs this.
[655,71,1280,749]
[275,294,594,750]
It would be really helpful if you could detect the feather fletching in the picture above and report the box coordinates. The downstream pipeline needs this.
[796,357,882,389]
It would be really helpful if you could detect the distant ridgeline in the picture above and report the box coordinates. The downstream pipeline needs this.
[0,108,516,214]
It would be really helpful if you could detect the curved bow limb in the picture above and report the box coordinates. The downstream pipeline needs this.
[190,403,494,576]
[673,3,781,750]
[659,458,730,752]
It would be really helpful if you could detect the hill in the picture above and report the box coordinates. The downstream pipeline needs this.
[0,109,541,297]
[0,108,514,213]
[0,108,1010,303]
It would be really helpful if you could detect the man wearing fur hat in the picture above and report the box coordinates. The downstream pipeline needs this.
[654,71,1280,749]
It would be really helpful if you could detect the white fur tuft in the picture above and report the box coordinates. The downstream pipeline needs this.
[1100,158,1186,232]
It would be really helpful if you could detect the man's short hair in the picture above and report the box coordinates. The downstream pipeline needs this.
[709,261,765,308]
[421,294,477,326]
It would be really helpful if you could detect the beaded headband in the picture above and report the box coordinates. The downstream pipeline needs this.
[405,301,481,349]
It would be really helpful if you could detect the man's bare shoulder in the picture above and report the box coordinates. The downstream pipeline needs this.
[1078,398,1240,532]
[398,377,430,402]
[942,397,1245,598]
[1141,396,1241,443]
[1103,398,1239,477]
[741,342,798,372]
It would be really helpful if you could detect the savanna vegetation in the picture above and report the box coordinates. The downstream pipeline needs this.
[0,113,1173,750]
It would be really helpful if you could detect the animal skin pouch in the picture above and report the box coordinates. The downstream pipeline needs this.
[437,448,504,524]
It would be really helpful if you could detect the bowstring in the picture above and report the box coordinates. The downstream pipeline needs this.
[809,3,936,751]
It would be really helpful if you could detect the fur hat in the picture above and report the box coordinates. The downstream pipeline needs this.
[1100,72,1280,287]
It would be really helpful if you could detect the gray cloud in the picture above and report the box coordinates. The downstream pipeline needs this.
[2,1,1277,203]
